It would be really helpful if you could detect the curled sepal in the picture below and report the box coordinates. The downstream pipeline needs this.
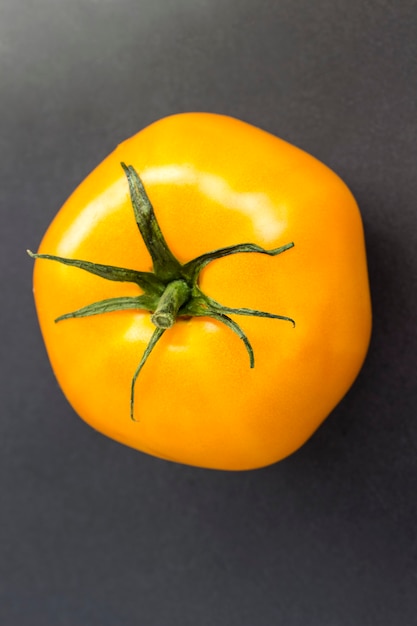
[130,327,165,421]
[55,295,159,322]
[202,293,296,327]
[182,241,294,283]
[27,250,165,295]
[207,311,255,368]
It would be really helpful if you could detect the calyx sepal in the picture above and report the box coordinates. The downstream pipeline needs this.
[28,163,295,421]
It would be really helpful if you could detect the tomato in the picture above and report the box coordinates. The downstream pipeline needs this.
[29,112,371,470]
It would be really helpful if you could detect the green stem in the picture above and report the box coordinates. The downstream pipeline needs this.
[151,280,190,329]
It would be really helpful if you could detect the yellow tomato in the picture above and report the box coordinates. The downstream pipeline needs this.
[30,113,371,470]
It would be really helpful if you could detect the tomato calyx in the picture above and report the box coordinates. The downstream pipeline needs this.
[28,163,295,421]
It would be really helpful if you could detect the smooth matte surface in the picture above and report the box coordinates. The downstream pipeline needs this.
[1,1,416,624]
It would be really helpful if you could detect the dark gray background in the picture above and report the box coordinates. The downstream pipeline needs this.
[1,1,416,624]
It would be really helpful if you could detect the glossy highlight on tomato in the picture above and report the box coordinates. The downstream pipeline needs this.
[30,113,372,470]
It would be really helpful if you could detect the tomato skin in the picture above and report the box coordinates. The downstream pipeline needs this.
[32,113,371,470]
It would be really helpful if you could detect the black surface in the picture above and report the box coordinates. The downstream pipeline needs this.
[1,1,417,624]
